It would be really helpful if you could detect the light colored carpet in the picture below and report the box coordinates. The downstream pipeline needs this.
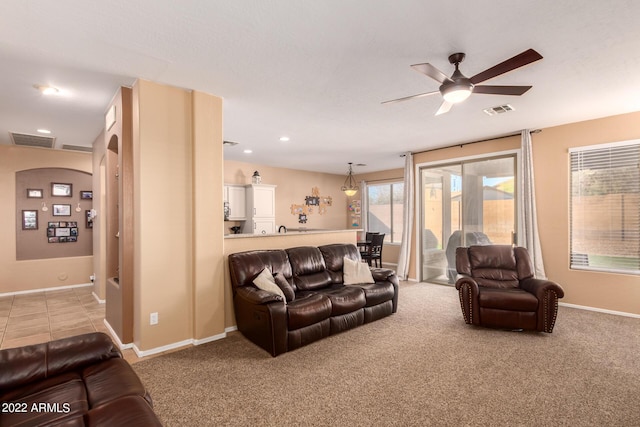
[133,282,640,426]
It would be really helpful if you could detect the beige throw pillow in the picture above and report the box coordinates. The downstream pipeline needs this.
[343,256,375,285]
[253,267,287,303]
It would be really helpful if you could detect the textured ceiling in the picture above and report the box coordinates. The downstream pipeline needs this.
[1,1,639,174]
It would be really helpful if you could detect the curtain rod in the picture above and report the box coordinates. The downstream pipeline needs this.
[411,129,541,156]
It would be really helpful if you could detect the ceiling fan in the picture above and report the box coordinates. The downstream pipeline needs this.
[383,48,543,115]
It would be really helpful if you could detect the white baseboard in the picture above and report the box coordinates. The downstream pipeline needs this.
[193,331,227,346]
[559,302,640,319]
[103,318,234,357]
[0,282,92,298]
[102,319,133,350]
[92,292,105,304]
[133,339,194,358]
[134,330,230,357]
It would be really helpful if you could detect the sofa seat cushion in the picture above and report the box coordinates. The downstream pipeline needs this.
[354,282,396,307]
[0,374,88,427]
[83,357,150,407]
[287,293,332,330]
[314,285,366,316]
[479,287,538,311]
[87,395,162,427]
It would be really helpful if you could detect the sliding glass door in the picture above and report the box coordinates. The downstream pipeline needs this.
[419,155,516,284]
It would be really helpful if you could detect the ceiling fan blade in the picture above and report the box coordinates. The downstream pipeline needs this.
[473,85,532,96]
[470,49,543,85]
[381,90,439,104]
[435,100,453,116]
[411,63,453,84]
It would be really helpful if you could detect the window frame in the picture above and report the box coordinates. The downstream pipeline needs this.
[569,139,640,275]
[365,181,404,244]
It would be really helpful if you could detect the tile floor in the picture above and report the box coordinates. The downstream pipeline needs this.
[0,286,108,350]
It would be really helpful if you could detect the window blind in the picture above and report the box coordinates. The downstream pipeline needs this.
[569,140,640,274]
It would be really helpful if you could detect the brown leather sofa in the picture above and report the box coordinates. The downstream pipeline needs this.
[228,243,399,356]
[0,332,162,426]
[455,245,564,333]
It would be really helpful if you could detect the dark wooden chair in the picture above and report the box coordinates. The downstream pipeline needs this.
[361,233,385,267]
[359,231,380,258]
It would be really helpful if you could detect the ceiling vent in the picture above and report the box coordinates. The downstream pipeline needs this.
[483,104,515,116]
[10,132,56,149]
[62,144,93,153]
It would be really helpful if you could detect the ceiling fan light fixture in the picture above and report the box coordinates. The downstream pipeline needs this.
[441,84,473,104]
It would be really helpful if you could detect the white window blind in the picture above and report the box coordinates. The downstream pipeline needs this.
[570,140,640,274]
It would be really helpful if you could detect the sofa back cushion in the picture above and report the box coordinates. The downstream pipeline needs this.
[0,332,120,392]
[228,250,293,289]
[286,246,332,290]
[318,243,360,283]
[456,245,534,289]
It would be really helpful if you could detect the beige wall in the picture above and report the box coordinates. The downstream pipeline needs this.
[533,112,639,315]
[0,145,93,293]
[132,80,224,352]
[224,160,349,231]
[404,113,639,315]
[91,130,107,300]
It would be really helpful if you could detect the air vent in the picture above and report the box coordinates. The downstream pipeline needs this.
[10,132,56,148]
[223,140,239,146]
[483,104,515,116]
[62,144,93,152]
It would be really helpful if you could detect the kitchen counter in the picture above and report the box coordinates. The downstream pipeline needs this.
[224,229,358,239]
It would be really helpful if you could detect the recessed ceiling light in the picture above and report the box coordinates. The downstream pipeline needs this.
[34,84,60,95]
[279,136,290,142]
[243,149,253,154]
[37,129,52,134]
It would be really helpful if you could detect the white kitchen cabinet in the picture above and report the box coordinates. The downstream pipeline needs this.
[243,184,276,234]
[224,185,246,220]
[251,219,276,235]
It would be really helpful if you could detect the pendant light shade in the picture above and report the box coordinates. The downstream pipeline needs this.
[341,162,359,196]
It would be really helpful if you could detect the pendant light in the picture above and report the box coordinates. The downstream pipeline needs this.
[341,162,359,197]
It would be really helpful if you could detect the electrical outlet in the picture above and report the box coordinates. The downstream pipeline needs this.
[150,312,158,325]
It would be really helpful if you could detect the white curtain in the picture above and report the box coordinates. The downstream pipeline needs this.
[520,130,546,278]
[359,180,368,240]
[397,152,414,280]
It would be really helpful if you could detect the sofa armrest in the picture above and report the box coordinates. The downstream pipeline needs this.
[520,278,565,300]
[236,285,285,305]
[370,268,395,282]
[0,332,121,392]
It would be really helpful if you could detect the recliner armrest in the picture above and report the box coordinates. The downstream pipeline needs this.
[455,276,479,293]
[235,285,285,305]
[520,278,565,299]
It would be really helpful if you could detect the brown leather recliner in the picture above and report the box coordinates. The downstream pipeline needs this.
[455,245,564,333]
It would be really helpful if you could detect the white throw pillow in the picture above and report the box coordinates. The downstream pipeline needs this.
[253,267,287,303]
[343,256,375,285]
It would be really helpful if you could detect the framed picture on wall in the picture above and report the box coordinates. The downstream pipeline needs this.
[22,210,38,230]
[51,183,72,197]
[52,204,71,216]
[27,189,43,198]
[85,210,93,228]
[80,190,93,199]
